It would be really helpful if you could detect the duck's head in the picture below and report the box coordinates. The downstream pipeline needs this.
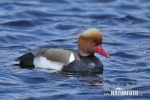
[78,28,110,58]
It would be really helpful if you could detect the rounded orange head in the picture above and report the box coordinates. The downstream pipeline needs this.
[78,28,110,58]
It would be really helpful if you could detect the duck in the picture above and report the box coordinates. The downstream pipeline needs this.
[17,28,110,74]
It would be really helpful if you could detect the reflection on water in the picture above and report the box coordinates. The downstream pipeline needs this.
[0,0,150,99]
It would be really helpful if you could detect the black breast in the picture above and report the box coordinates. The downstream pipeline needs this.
[62,55,103,74]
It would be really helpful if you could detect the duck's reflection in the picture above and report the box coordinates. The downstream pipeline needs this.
[60,71,103,86]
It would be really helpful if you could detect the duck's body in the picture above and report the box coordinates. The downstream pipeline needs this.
[18,48,103,73]
[17,28,109,74]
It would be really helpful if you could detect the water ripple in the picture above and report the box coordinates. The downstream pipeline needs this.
[1,20,35,27]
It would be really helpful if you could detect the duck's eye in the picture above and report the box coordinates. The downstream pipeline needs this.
[89,39,96,45]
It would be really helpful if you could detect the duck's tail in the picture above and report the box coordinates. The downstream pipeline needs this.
[15,52,35,69]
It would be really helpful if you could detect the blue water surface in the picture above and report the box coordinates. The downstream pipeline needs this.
[0,0,150,100]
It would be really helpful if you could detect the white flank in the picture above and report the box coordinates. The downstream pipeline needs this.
[69,53,75,62]
[33,56,63,71]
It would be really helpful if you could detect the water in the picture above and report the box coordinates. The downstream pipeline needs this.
[0,0,150,100]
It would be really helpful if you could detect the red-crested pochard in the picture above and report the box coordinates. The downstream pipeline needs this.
[18,28,109,74]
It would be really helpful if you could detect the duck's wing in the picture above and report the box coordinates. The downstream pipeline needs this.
[40,48,80,64]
